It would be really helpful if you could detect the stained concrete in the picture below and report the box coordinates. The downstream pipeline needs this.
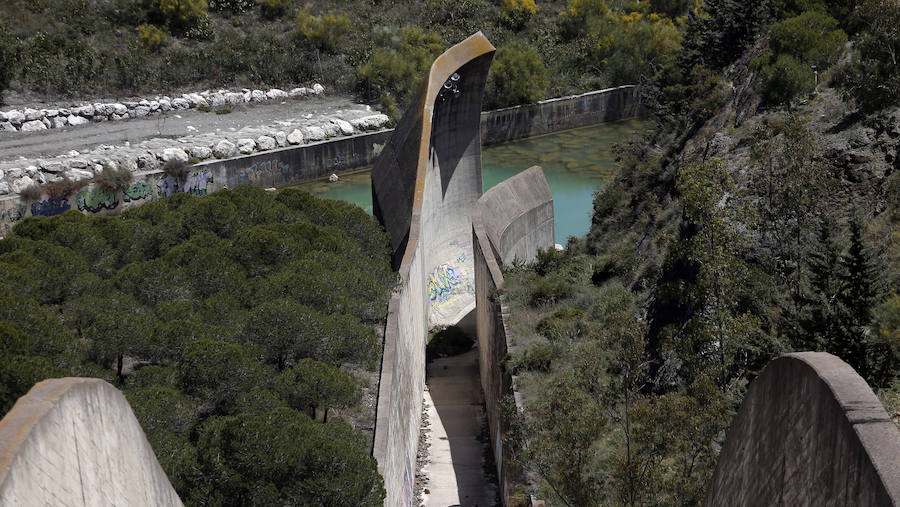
[706,352,900,506]
[422,349,498,506]
[0,378,182,506]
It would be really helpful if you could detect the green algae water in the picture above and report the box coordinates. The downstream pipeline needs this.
[298,118,646,244]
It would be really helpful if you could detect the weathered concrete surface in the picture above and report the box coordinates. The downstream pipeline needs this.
[475,166,554,266]
[370,32,495,506]
[480,86,642,146]
[706,352,900,506]
[472,166,554,504]
[0,378,182,506]
[422,349,498,506]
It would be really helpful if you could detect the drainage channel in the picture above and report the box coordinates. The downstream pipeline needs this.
[419,344,499,506]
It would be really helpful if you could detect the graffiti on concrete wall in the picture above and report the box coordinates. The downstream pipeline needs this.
[157,169,213,198]
[238,159,289,184]
[0,203,26,228]
[326,152,360,170]
[427,263,464,303]
[185,169,213,196]
[157,174,180,198]
[122,181,153,203]
[76,187,119,213]
[31,198,70,217]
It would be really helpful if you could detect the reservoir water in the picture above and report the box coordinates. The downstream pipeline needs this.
[298,118,645,244]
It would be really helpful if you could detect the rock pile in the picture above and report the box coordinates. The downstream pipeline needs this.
[0,84,327,133]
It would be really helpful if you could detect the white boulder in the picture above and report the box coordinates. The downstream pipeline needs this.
[214,140,237,158]
[50,116,68,129]
[40,160,66,173]
[250,90,266,102]
[0,182,9,195]
[0,122,15,132]
[158,98,172,112]
[172,98,190,110]
[237,138,256,154]
[332,118,354,136]
[304,126,326,142]
[161,147,189,164]
[266,89,288,100]
[189,146,212,160]
[6,110,24,125]
[67,115,90,126]
[11,176,35,194]
[312,83,325,94]
[21,120,47,132]
[274,131,287,147]
[287,129,304,145]
[6,168,22,179]
[256,135,276,151]
[23,108,42,121]
[66,168,94,182]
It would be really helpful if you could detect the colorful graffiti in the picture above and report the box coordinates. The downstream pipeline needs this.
[0,203,26,227]
[31,198,70,217]
[157,169,213,198]
[122,181,153,203]
[76,187,119,213]
[185,169,213,196]
[239,159,289,184]
[157,174,180,198]
[427,263,464,303]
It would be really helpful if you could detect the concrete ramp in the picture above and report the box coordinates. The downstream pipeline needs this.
[706,352,900,506]
[0,378,182,506]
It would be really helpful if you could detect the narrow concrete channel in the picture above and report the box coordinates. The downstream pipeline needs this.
[421,347,498,506]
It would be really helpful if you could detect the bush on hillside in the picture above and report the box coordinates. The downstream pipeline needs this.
[358,27,444,119]
[138,24,167,52]
[156,0,208,31]
[485,41,548,109]
[0,22,17,104]
[259,0,287,19]
[502,0,538,27]
[207,0,253,14]
[757,10,846,108]
[296,8,350,51]
[835,0,900,112]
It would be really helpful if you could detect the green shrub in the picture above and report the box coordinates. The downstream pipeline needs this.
[93,166,134,192]
[528,276,573,307]
[138,24,167,52]
[485,41,547,109]
[158,0,207,28]
[296,8,350,51]
[163,158,191,180]
[207,0,253,14]
[358,27,444,119]
[769,10,847,68]
[259,0,287,19]
[834,0,900,112]
[758,53,816,108]
[0,22,18,103]
[536,307,587,341]
[514,343,554,372]
[502,0,538,27]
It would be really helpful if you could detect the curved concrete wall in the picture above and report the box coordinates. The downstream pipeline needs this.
[706,352,900,506]
[0,378,182,506]
[370,33,495,506]
[472,166,554,503]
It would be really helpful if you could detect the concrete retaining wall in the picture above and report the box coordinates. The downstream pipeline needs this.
[705,352,900,506]
[472,166,554,504]
[0,129,391,237]
[480,86,642,146]
[0,378,182,506]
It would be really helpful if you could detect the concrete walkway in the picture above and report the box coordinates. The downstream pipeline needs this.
[422,348,498,506]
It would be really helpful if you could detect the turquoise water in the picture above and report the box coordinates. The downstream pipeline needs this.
[298,118,646,244]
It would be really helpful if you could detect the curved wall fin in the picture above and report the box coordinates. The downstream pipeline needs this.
[705,352,900,506]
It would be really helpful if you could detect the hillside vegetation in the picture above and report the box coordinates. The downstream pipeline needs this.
[0,186,395,505]
[0,0,691,116]
[502,0,900,504]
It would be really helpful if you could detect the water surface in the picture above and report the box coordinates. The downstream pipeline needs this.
[298,118,645,244]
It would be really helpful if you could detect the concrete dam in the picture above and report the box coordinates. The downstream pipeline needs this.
[1,32,899,507]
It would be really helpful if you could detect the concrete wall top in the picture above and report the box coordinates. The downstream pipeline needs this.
[705,352,900,506]
[0,377,182,506]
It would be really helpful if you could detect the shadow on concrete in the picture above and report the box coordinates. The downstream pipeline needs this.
[424,341,499,506]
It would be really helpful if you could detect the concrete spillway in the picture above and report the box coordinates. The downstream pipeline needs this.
[0,378,182,506]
